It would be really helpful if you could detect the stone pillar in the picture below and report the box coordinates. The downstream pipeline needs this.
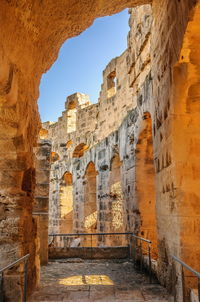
[33,139,51,265]
[0,51,41,300]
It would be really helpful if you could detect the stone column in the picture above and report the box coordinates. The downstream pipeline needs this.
[33,139,51,265]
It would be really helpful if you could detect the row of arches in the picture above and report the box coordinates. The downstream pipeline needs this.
[56,113,158,255]
[48,2,200,284]
[50,142,89,163]
[58,155,125,245]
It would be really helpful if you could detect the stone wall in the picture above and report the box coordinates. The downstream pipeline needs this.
[49,246,129,260]
[0,0,199,300]
[44,2,200,299]
[44,4,152,244]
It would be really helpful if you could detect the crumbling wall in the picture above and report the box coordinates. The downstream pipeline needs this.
[45,5,152,242]
[97,51,134,140]
[0,0,199,300]
[44,43,141,239]
[46,3,200,297]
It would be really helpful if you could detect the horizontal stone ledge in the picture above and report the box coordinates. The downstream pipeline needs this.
[49,246,129,260]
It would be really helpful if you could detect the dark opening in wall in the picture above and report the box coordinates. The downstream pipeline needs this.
[73,143,89,158]
[107,70,117,98]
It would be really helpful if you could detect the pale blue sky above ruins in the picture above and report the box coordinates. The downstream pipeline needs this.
[38,9,129,122]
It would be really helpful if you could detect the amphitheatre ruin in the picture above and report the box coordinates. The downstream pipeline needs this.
[0,0,200,301]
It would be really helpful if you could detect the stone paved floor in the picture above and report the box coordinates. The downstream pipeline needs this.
[30,259,173,302]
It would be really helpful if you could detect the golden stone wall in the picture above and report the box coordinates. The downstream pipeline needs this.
[0,0,199,300]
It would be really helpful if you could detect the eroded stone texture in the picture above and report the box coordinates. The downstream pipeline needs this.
[0,0,200,300]
[44,2,200,300]
[0,0,151,298]
[44,5,153,251]
[33,139,51,265]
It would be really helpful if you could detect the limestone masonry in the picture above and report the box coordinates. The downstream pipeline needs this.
[0,0,200,301]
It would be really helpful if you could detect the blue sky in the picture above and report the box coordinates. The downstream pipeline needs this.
[38,9,129,122]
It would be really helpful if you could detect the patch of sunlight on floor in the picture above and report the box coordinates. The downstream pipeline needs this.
[59,275,114,286]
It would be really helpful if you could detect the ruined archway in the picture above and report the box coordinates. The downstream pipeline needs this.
[135,113,158,258]
[0,2,143,291]
[73,143,89,158]
[59,172,74,235]
[39,128,49,139]
[109,154,125,245]
[66,140,73,149]
[1,0,199,299]
[83,162,98,245]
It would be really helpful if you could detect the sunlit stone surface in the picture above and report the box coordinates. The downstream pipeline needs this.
[1,0,200,300]
[30,260,172,301]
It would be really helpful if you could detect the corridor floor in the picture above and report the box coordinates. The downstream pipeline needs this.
[30,259,173,302]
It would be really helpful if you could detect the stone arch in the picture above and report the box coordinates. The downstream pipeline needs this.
[83,162,98,244]
[73,143,89,158]
[39,128,49,139]
[107,70,117,98]
[1,0,197,298]
[109,154,125,245]
[59,171,74,234]
[66,140,73,149]
[135,112,158,258]
[67,100,76,110]
[0,2,155,297]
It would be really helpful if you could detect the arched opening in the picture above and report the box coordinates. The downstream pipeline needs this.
[83,162,98,245]
[109,154,125,245]
[73,143,89,158]
[0,2,150,299]
[135,112,158,258]
[39,128,49,139]
[67,100,76,110]
[66,140,73,149]
[4,0,198,298]
[107,70,117,98]
[50,151,60,163]
[59,172,74,235]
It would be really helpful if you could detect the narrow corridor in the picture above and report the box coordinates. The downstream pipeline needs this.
[30,259,173,301]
